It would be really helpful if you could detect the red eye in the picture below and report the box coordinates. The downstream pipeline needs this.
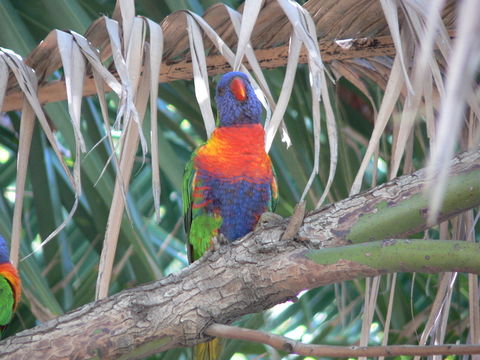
[230,77,247,101]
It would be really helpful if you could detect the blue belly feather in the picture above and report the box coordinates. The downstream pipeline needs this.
[196,171,271,241]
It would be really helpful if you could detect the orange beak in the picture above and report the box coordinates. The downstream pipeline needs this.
[230,77,247,101]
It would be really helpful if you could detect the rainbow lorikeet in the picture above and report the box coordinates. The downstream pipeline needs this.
[0,236,21,333]
[183,71,278,359]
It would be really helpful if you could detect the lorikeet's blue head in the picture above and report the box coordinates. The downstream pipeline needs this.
[215,71,263,127]
[0,236,10,264]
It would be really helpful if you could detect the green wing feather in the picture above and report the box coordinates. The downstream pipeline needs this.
[182,155,195,234]
[269,162,279,212]
[182,149,223,263]
[0,277,14,326]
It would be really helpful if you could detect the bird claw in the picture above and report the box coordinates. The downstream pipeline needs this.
[255,212,284,231]
[212,234,228,252]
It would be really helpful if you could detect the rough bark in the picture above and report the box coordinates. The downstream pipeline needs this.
[1,148,479,359]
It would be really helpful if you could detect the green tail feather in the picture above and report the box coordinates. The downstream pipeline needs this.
[193,338,222,360]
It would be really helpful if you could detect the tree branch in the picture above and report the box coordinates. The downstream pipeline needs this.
[1,148,479,359]
[306,239,480,273]
[206,324,480,357]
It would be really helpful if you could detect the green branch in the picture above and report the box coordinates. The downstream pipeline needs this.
[347,169,480,243]
[300,150,480,250]
[307,239,480,274]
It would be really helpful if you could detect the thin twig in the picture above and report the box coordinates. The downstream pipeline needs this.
[281,200,306,241]
[205,323,480,357]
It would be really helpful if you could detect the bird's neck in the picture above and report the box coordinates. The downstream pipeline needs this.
[209,124,265,152]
